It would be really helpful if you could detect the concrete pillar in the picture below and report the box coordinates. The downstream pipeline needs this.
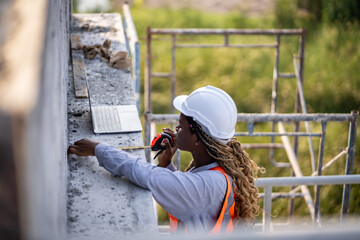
[0,0,71,239]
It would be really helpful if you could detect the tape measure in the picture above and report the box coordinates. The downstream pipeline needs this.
[118,132,172,151]
[118,146,151,150]
[151,133,172,151]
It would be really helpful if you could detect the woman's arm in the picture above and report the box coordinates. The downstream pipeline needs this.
[95,143,226,221]
[68,139,226,221]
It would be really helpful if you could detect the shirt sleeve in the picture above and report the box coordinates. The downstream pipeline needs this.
[94,143,227,221]
[158,161,177,172]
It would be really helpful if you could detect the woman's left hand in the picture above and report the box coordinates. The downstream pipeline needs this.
[68,138,99,156]
[157,128,178,167]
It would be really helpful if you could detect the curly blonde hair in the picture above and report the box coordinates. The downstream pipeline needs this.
[184,117,259,227]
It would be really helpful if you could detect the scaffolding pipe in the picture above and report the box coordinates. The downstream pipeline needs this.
[291,29,306,220]
[255,174,360,187]
[258,192,304,199]
[263,186,272,232]
[311,149,348,176]
[144,27,152,161]
[241,143,284,149]
[147,113,357,123]
[170,34,176,114]
[122,2,140,112]
[269,35,287,168]
[145,28,152,113]
[236,113,357,122]
[152,72,171,78]
[294,57,316,172]
[224,33,229,46]
[150,28,304,35]
[235,132,322,137]
[341,110,359,222]
[314,121,327,224]
[271,35,280,115]
[278,122,315,220]
[175,44,278,48]
[278,73,296,78]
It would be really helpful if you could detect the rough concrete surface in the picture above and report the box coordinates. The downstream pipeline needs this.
[67,13,157,239]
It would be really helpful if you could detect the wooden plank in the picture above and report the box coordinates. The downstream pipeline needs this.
[278,122,315,220]
[71,35,88,98]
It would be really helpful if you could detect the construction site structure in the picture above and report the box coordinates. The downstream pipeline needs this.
[1,0,359,238]
[143,27,359,231]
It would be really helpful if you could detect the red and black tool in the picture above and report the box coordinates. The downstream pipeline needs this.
[151,132,172,151]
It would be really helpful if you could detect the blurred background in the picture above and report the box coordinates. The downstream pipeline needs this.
[73,0,360,225]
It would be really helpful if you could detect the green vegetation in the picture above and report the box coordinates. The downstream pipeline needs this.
[114,1,360,225]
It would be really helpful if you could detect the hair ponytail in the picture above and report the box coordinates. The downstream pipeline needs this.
[184,117,260,226]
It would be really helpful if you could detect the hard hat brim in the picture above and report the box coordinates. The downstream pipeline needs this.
[173,95,188,115]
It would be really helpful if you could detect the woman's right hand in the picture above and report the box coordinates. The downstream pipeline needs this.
[157,128,178,167]
[67,138,99,156]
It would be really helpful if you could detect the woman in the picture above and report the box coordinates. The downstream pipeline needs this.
[68,86,259,234]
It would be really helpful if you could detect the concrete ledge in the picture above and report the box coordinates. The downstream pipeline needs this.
[67,13,157,239]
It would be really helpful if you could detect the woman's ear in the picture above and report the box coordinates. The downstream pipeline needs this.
[189,123,195,134]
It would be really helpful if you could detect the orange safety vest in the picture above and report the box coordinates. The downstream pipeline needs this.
[168,166,235,234]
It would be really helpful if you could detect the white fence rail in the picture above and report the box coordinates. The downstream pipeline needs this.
[255,174,360,232]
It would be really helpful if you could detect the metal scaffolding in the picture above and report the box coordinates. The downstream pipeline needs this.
[144,28,307,162]
[144,27,359,228]
[122,2,140,112]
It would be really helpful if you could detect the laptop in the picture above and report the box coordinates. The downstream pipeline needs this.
[91,104,142,134]
[85,75,142,134]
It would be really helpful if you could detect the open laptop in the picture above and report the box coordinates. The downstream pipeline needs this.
[85,77,142,134]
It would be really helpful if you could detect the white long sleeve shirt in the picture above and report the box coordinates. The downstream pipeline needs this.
[95,143,233,234]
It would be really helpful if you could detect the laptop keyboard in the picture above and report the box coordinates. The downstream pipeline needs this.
[93,106,122,132]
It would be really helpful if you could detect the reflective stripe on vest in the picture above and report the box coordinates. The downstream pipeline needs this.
[168,166,235,234]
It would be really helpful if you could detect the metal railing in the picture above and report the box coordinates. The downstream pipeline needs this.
[256,174,360,232]
[122,3,140,112]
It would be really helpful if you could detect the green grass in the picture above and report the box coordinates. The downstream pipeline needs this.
[115,4,360,225]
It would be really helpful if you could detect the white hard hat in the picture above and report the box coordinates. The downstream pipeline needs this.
[173,85,237,144]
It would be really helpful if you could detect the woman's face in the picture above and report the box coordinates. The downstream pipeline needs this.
[175,113,197,152]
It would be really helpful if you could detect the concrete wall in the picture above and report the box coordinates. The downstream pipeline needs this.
[22,1,71,239]
[0,0,71,239]
[67,13,158,239]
